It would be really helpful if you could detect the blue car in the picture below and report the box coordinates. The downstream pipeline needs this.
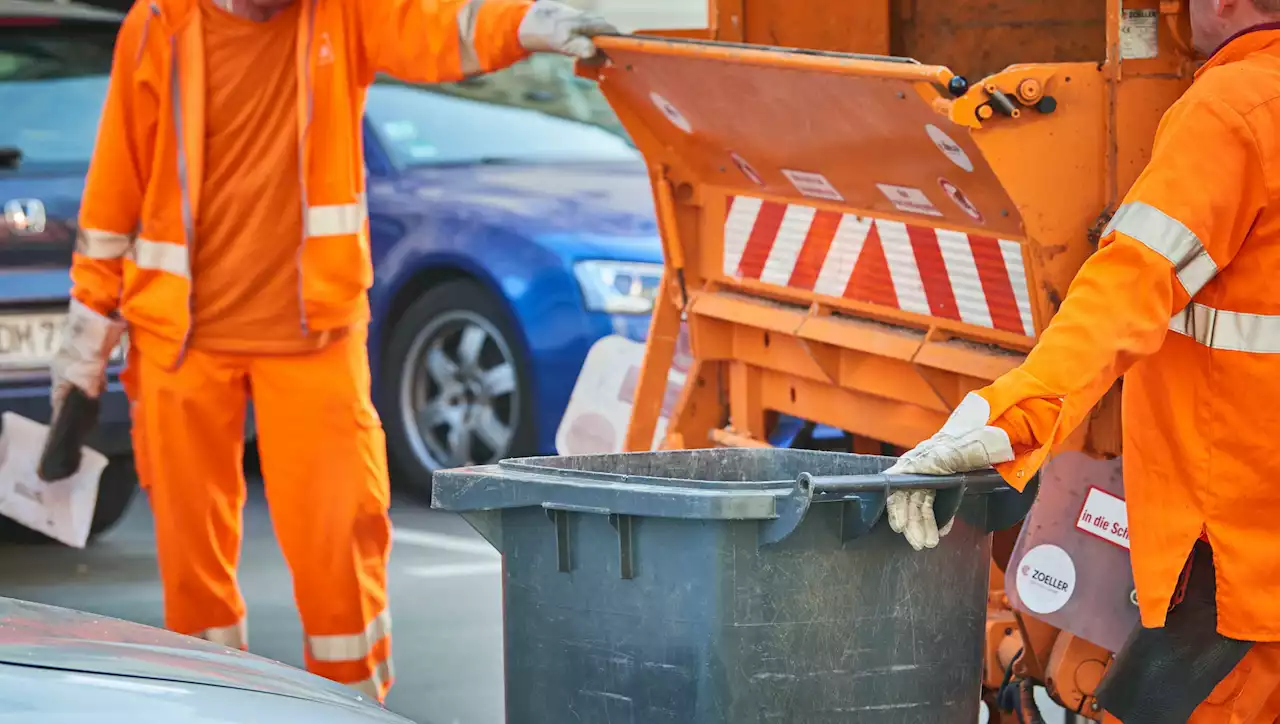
[361,73,663,496]
[1,1,664,513]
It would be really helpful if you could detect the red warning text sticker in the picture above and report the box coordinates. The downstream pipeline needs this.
[1075,486,1130,550]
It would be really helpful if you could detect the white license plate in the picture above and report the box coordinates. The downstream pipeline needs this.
[0,312,126,372]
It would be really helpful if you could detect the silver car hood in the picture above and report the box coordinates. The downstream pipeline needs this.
[0,597,392,714]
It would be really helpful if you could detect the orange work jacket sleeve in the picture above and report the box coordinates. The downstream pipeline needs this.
[352,0,534,85]
[977,86,1267,491]
[71,3,158,317]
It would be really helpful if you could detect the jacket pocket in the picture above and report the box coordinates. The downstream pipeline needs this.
[299,229,373,317]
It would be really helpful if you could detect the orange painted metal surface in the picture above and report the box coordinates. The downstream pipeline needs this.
[588,0,1198,718]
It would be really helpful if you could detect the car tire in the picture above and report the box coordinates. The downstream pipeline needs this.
[380,279,537,501]
[0,454,139,545]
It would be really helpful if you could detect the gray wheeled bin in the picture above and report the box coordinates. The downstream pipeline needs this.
[431,448,1030,724]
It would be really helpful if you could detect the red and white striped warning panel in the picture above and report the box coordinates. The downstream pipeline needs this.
[722,196,1035,337]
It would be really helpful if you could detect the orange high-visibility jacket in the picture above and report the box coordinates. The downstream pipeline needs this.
[977,26,1280,640]
[71,0,533,367]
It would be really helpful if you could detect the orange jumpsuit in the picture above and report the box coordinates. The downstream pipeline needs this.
[69,0,535,701]
[968,26,1280,723]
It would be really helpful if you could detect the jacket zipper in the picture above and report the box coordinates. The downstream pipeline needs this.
[169,29,197,370]
[295,0,317,336]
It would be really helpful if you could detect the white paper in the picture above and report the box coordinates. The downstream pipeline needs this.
[0,412,105,548]
[556,335,687,454]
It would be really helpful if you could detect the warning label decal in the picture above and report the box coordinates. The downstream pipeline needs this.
[1075,487,1131,550]
[781,169,843,202]
[1120,8,1159,60]
[939,177,984,222]
[876,183,942,217]
[731,152,765,187]
[650,91,693,133]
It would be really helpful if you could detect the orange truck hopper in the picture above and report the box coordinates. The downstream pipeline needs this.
[564,0,1200,720]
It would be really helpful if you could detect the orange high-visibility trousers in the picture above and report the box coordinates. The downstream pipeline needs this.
[125,327,394,700]
[1100,644,1280,723]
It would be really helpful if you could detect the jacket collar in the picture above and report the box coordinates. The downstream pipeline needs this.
[1197,23,1280,78]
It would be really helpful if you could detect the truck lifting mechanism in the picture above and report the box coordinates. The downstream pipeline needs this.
[569,0,1200,720]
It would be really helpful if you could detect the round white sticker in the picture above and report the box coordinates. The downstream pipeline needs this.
[650,92,693,134]
[1015,544,1077,614]
[925,124,974,172]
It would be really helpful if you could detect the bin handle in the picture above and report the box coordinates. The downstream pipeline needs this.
[801,469,1006,499]
[760,468,1013,546]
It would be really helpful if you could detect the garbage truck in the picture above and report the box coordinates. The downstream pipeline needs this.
[555,0,1199,720]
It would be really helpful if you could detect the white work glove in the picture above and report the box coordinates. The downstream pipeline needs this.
[884,392,1015,551]
[517,0,618,59]
[50,299,127,415]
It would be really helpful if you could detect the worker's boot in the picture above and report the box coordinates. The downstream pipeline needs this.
[1095,541,1253,723]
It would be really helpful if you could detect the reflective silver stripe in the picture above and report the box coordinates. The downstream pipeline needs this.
[305,193,367,238]
[345,657,395,699]
[456,0,484,76]
[1169,302,1280,354]
[130,238,189,279]
[77,228,133,259]
[309,609,391,662]
[1104,201,1219,297]
[195,619,248,649]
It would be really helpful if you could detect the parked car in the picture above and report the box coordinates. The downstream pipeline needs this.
[1,0,664,517]
[0,595,412,722]
[362,74,662,498]
[0,0,136,542]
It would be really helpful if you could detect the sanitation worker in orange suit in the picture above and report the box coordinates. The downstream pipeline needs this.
[880,0,1280,721]
[49,0,615,701]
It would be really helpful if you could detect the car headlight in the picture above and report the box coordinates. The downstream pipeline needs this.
[573,260,664,314]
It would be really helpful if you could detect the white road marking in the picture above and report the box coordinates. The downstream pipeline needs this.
[404,562,502,580]
[391,528,498,557]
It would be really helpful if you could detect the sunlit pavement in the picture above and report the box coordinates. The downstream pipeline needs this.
[0,478,1078,724]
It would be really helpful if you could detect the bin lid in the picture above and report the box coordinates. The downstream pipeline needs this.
[432,448,895,521]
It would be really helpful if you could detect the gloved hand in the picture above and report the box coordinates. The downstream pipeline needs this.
[517,0,618,59]
[883,392,1015,551]
[50,299,127,415]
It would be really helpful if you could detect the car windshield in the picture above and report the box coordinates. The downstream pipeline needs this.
[0,33,115,167]
[367,55,638,168]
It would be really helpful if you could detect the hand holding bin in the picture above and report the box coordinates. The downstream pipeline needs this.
[432,448,1034,724]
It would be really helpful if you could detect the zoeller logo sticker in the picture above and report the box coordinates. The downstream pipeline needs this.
[1015,544,1076,614]
[925,124,974,172]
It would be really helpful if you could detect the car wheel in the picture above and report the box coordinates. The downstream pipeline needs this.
[380,279,536,500]
[89,455,139,537]
[0,454,138,545]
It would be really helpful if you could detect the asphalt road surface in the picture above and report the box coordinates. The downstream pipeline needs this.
[0,478,1075,724]
[0,479,505,724]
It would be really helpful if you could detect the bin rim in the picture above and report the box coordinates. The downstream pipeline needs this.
[494,448,873,492]
[430,449,1019,542]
